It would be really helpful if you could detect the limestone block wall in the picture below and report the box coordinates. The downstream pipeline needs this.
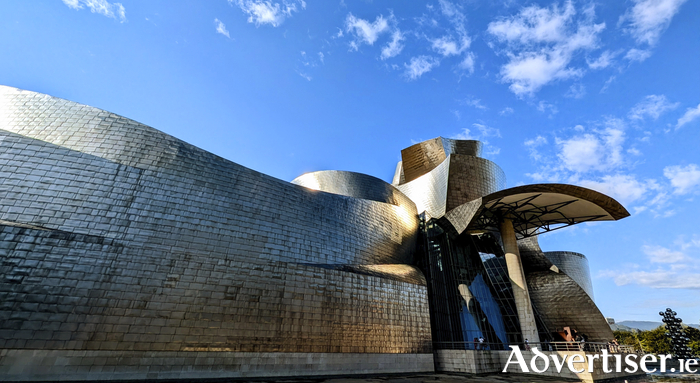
[435,349,644,383]
[0,350,435,381]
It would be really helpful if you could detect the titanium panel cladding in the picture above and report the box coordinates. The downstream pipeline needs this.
[0,86,432,359]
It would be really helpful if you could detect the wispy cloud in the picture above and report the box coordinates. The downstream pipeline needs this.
[624,48,652,62]
[232,0,305,27]
[499,107,514,116]
[676,103,700,130]
[404,56,439,80]
[664,164,700,195]
[643,244,688,263]
[458,53,475,74]
[461,95,487,110]
[566,83,586,98]
[537,100,558,114]
[522,116,677,216]
[381,30,405,60]
[345,13,390,50]
[431,35,470,57]
[434,0,476,75]
[487,1,605,96]
[619,0,688,46]
[61,0,126,22]
[600,236,700,289]
[587,50,617,69]
[579,174,660,207]
[452,123,501,156]
[214,18,230,38]
[628,94,679,120]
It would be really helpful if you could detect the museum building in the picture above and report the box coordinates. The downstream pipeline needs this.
[0,86,628,381]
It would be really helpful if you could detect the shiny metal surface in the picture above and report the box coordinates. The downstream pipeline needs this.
[0,86,432,360]
[394,137,505,222]
[527,270,614,342]
[517,235,609,341]
[0,86,629,380]
[397,138,483,184]
[543,251,594,301]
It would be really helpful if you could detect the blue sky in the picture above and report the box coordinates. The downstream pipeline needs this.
[1,0,699,323]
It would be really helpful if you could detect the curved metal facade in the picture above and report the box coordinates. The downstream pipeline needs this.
[393,137,505,221]
[0,85,629,380]
[543,251,594,300]
[527,271,614,342]
[0,86,432,380]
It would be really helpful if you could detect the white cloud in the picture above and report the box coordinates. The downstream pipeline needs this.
[602,236,700,289]
[431,35,470,57]
[537,100,558,114]
[438,0,466,27]
[566,83,586,98]
[500,50,584,95]
[381,30,404,60]
[233,0,305,27]
[426,0,476,76]
[603,269,700,289]
[458,52,475,74]
[620,0,687,45]
[643,244,688,263]
[345,13,390,50]
[453,128,476,140]
[62,0,126,22]
[525,135,547,147]
[461,96,487,110]
[676,103,700,129]
[499,107,514,116]
[587,50,616,69]
[524,135,547,162]
[557,134,603,173]
[580,175,656,206]
[487,2,605,96]
[488,1,576,44]
[664,164,700,195]
[628,94,679,120]
[318,52,324,64]
[472,123,501,138]
[624,48,652,62]
[404,56,439,80]
[296,71,311,81]
[452,124,501,157]
[557,123,625,173]
[214,18,230,38]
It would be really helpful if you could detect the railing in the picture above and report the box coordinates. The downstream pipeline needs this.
[434,341,637,354]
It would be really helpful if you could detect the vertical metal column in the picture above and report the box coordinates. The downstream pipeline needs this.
[500,217,540,345]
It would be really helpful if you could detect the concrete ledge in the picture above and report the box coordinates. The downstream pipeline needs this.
[0,350,434,382]
[435,349,645,383]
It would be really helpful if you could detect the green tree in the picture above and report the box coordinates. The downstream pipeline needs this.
[690,341,700,357]
[639,326,671,354]
[685,327,700,356]
[613,330,644,351]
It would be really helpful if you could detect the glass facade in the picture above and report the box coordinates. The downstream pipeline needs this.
[417,215,523,350]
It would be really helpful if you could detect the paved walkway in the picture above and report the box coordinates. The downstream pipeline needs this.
[218,372,699,383]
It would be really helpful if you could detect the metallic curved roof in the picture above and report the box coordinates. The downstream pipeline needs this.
[467,183,630,237]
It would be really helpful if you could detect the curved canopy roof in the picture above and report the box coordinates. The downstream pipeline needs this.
[467,184,630,237]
